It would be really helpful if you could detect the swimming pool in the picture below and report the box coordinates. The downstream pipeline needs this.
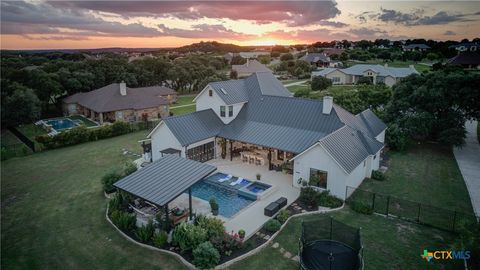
[191,180,255,218]
[46,118,77,131]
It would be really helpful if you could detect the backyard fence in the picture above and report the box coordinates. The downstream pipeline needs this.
[8,127,36,152]
[129,120,160,132]
[345,186,478,233]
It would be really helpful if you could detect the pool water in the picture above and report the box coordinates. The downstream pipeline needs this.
[191,181,255,218]
[46,118,77,131]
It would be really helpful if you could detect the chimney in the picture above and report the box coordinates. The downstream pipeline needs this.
[120,81,127,96]
[322,96,333,115]
[306,51,309,55]
[384,63,388,67]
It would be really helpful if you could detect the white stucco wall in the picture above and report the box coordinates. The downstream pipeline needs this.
[345,160,369,195]
[195,85,245,124]
[371,150,381,171]
[325,70,349,85]
[150,122,183,162]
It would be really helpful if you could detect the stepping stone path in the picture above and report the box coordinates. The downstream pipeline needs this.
[272,242,279,249]
[273,243,299,263]
[283,251,292,259]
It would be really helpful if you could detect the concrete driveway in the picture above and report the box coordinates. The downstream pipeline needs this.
[453,120,480,220]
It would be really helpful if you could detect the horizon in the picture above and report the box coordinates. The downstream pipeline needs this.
[1,1,480,50]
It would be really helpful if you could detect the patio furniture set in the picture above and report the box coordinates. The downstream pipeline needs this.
[264,197,288,217]
[241,151,265,166]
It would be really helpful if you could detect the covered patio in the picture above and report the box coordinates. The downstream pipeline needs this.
[114,155,217,229]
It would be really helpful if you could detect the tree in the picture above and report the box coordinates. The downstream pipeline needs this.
[280,53,294,62]
[385,70,480,146]
[230,55,246,65]
[377,51,392,61]
[229,70,238,79]
[1,82,41,126]
[426,52,438,61]
[311,76,332,91]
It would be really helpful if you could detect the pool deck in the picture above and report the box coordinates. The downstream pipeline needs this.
[205,158,300,239]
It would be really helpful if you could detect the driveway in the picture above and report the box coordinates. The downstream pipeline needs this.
[453,120,480,220]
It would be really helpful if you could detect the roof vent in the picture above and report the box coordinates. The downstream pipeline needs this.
[220,88,227,95]
[120,81,127,96]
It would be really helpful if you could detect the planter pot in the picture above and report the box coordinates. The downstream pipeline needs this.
[212,209,219,216]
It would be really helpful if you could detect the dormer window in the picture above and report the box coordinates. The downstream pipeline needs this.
[220,106,226,117]
[228,106,233,117]
[209,89,213,97]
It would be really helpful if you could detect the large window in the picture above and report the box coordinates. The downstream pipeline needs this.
[187,142,215,162]
[331,77,340,83]
[310,168,328,189]
[220,106,226,117]
[277,150,284,161]
[228,105,233,117]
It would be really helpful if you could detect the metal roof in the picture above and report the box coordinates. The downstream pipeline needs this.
[63,83,175,112]
[333,105,386,139]
[312,68,337,77]
[340,64,419,78]
[301,53,329,63]
[160,148,181,154]
[163,109,224,146]
[232,60,272,74]
[114,155,217,206]
[209,80,249,105]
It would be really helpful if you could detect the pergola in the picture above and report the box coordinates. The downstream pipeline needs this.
[114,155,216,228]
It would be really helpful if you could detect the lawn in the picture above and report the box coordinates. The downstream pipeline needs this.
[231,208,463,270]
[1,130,23,146]
[1,131,187,270]
[173,95,195,107]
[286,84,310,94]
[281,79,305,85]
[170,104,196,116]
[360,143,473,214]
[16,123,47,151]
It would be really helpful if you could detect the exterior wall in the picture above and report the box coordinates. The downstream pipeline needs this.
[184,137,216,157]
[292,144,348,199]
[62,103,78,115]
[345,159,370,194]
[384,76,397,87]
[325,70,349,85]
[375,130,386,143]
[195,85,245,124]
[150,122,183,162]
[134,105,169,121]
[371,150,381,171]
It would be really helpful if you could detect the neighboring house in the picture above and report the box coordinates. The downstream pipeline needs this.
[223,53,234,63]
[311,64,419,87]
[448,43,478,52]
[146,72,386,200]
[322,48,345,57]
[232,59,272,77]
[239,52,271,59]
[403,44,430,51]
[63,82,176,124]
[301,52,331,68]
[447,51,480,69]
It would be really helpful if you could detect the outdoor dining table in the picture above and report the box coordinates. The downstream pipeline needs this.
[241,151,265,165]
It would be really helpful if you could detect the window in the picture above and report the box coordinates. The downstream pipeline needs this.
[220,106,226,117]
[209,89,213,97]
[310,169,327,189]
[277,150,284,161]
[228,105,233,117]
[331,77,340,83]
[187,142,215,162]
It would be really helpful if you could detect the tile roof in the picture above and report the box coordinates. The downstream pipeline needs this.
[114,155,216,206]
[63,83,175,112]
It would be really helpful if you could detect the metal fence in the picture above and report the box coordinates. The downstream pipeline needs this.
[346,186,478,233]
[9,127,36,152]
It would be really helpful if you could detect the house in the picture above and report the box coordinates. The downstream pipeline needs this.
[63,82,176,124]
[403,44,430,51]
[231,59,272,77]
[448,43,478,52]
[311,64,419,87]
[145,72,386,200]
[322,48,345,57]
[447,51,480,69]
[300,52,331,68]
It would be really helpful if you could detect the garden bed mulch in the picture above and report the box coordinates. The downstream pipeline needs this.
[287,198,319,215]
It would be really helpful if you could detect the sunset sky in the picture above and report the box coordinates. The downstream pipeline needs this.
[1,1,479,49]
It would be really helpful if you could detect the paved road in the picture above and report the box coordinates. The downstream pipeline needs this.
[453,120,480,220]
[283,80,308,87]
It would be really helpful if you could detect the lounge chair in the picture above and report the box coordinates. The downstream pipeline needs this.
[230,178,243,186]
[218,174,232,182]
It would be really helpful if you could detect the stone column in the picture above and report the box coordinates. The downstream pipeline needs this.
[99,112,104,125]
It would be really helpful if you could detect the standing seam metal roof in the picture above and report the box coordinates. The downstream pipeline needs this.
[114,155,217,206]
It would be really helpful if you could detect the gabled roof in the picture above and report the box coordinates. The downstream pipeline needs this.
[312,68,338,77]
[209,79,249,105]
[447,52,480,65]
[114,155,216,206]
[340,64,418,78]
[161,109,224,146]
[232,60,272,74]
[63,83,175,112]
[301,53,329,63]
[334,105,386,139]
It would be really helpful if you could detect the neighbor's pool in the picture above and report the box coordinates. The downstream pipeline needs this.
[191,180,255,218]
[46,118,77,131]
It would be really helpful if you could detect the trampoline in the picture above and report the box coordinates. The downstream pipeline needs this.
[300,218,363,270]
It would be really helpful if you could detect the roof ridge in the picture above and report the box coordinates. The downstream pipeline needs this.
[164,108,214,121]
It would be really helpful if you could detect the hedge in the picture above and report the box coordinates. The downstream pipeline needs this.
[35,122,132,149]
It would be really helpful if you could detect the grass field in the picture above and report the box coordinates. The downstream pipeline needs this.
[173,95,195,107]
[170,105,195,116]
[231,208,462,270]
[360,143,473,214]
[286,84,310,93]
[1,130,23,146]
[1,131,186,270]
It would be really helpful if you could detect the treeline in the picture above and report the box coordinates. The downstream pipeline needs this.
[1,53,228,126]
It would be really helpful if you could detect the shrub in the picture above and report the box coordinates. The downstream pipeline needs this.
[264,219,282,233]
[110,210,136,232]
[108,192,128,212]
[102,171,123,193]
[371,170,386,181]
[123,161,137,176]
[209,198,219,212]
[152,230,168,248]
[111,121,131,136]
[293,88,311,98]
[316,191,343,208]
[192,241,220,270]
[299,187,318,208]
[210,231,242,254]
[135,221,155,243]
[277,209,290,224]
[350,201,373,215]
[238,229,245,239]
[196,215,225,240]
[172,222,208,252]
[311,76,332,91]
[357,76,372,85]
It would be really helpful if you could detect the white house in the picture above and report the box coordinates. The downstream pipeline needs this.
[312,64,419,87]
[146,72,386,200]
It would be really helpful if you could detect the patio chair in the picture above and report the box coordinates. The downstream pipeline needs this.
[255,158,261,166]
[242,156,248,163]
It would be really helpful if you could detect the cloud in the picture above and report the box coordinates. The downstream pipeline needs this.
[158,24,255,40]
[374,8,479,26]
[350,27,387,37]
[52,1,341,27]
[318,21,348,28]
[444,30,456,36]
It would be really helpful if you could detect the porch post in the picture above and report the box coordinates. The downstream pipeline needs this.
[164,204,170,231]
[99,112,104,125]
[230,140,233,161]
[188,188,193,220]
[268,149,272,170]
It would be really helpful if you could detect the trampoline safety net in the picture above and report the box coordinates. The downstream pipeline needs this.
[300,217,363,270]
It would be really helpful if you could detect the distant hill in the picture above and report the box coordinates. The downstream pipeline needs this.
[1,47,167,55]
[176,41,254,53]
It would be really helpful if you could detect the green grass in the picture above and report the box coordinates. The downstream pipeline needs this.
[281,79,305,85]
[232,208,462,270]
[1,131,187,270]
[173,95,195,107]
[1,130,23,146]
[360,143,473,214]
[170,105,196,116]
[286,84,310,93]
[16,124,48,151]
